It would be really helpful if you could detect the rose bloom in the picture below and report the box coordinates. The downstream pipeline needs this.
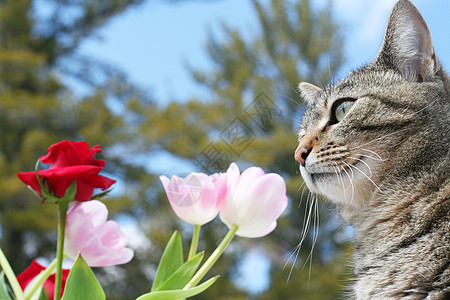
[17,260,70,300]
[160,172,227,225]
[17,140,116,202]
[64,200,134,267]
[220,163,288,238]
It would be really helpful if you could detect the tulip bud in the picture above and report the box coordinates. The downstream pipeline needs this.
[220,163,288,238]
[160,172,227,225]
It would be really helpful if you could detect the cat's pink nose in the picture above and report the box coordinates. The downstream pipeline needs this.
[295,146,312,167]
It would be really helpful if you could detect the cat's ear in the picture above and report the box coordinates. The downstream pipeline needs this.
[376,0,439,82]
[299,82,322,103]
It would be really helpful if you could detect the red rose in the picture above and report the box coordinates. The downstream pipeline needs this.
[17,260,70,300]
[17,141,116,202]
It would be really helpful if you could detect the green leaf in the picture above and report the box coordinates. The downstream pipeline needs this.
[62,181,77,201]
[137,276,219,300]
[90,189,113,200]
[61,255,105,300]
[0,272,12,300]
[38,289,50,300]
[151,231,183,292]
[157,252,204,291]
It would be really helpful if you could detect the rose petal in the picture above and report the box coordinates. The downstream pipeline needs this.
[41,141,104,168]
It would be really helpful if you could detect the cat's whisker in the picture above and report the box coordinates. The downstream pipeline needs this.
[332,162,348,203]
[285,189,316,283]
[284,243,301,285]
[356,153,386,162]
[347,156,373,177]
[308,195,320,283]
[413,98,439,115]
[298,179,307,208]
[348,163,384,194]
[341,161,355,205]
[302,192,313,239]
[359,148,388,161]
[300,195,319,283]
[287,88,303,108]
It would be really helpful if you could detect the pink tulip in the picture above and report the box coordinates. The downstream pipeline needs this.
[64,200,134,267]
[220,163,288,238]
[159,172,227,225]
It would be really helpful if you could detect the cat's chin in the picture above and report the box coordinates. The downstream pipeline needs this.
[300,165,367,213]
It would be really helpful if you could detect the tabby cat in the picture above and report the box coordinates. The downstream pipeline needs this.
[295,0,449,298]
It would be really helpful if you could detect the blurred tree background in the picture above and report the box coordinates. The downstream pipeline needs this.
[0,0,352,299]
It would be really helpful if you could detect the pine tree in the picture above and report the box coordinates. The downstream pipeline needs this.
[0,0,145,274]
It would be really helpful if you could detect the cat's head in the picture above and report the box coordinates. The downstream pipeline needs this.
[295,0,449,219]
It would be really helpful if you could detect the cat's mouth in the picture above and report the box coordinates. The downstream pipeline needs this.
[305,155,363,179]
[300,155,375,206]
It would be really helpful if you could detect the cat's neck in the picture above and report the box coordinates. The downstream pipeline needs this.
[348,160,450,298]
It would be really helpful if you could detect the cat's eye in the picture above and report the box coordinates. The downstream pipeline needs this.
[333,99,356,122]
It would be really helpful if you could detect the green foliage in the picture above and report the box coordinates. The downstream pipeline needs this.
[151,232,184,291]
[0,1,154,286]
[145,231,215,298]
[138,276,218,300]
[61,255,105,300]
[156,252,204,291]
[38,289,50,300]
[0,272,12,300]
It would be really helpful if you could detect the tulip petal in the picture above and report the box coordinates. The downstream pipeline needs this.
[160,172,226,225]
[236,174,287,235]
[220,163,288,238]
[226,163,240,193]
[64,200,134,267]
[73,200,109,227]
[232,167,265,208]
[159,175,170,191]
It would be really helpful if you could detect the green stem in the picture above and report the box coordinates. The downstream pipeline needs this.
[184,224,238,289]
[188,225,201,260]
[24,257,60,300]
[54,201,69,300]
[0,248,25,300]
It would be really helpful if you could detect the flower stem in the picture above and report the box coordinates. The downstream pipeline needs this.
[54,201,69,300]
[24,257,59,300]
[184,224,238,289]
[0,247,25,300]
[188,225,201,260]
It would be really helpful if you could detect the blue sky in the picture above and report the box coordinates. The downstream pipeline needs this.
[77,0,450,104]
